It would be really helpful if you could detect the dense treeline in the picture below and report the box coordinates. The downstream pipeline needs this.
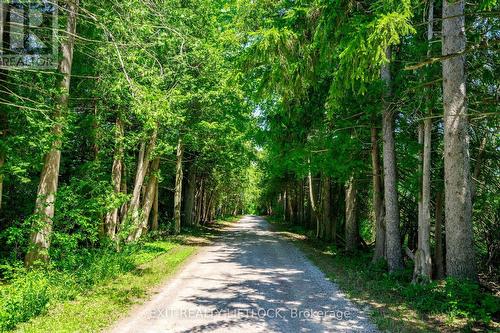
[0,0,256,268]
[0,0,498,330]
[240,0,499,283]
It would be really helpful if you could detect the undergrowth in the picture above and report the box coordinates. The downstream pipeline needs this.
[267,216,500,332]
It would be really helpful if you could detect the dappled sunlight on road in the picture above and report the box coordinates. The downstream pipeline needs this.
[109,216,378,333]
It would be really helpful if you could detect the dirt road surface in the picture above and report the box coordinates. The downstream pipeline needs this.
[108,216,378,333]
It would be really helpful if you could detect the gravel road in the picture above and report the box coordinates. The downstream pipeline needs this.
[108,216,379,333]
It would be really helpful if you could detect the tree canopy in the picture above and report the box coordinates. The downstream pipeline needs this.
[0,0,498,330]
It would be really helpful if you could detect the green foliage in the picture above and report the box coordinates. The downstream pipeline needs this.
[0,0,256,258]
[403,279,500,324]
[0,0,498,330]
[0,240,178,331]
[334,0,415,94]
[270,219,500,331]
[239,0,499,285]
[0,270,51,331]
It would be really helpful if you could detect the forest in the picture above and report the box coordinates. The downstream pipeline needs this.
[0,0,498,332]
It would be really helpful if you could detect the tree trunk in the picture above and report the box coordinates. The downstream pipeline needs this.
[203,191,214,223]
[299,180,305,225]
[308,164,320,238]
[381,47,404,273]
[174,136,184,234]
[126,128,157,228]
[288,183,295,224]
[434,190,445,279]
[442,0,476,280]
[195,178,203,226]
[201,189,208,224]
[140,157,160,229]
[331,183,340,242]
[417,123,424,251]
[413,0,434,282]
[208,192,215,222]
[345,175,358,252]
[201,181,207,224]
[127,158,160,242]
[128,142,145,217]
[104,117,124,239]
[0,110,5,210]
[0,0,8,211]
[0,99,5,212]
[119,161,128,221]
[414,119,433,281]
[183,162,196,226]
[0,151,3,210]
[321,176,331,241]
[371,125,386,262]
[284,187,291,222]
[25,0,78,267]
[152,181,159,231]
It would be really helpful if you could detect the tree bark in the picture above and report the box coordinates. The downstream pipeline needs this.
[434,190,445,279]
[195,177,203,226]
[200,181,207,224]
[381,47,404,273]
[119,161,128,221]
[203,191,215,223]
[127,158,160,242]
[25,0,78,267]
[288,183,295,224]
[126,127,157,228]
[345,176,359,252]
[321,176,331,241]
[152,181,159,231]
[308,164,321,238]
[331,183,340,242]
[141,157,160,228]
[104,117,124,239]
[284,187,291,222]
[345,175,358,252]
[183,162,196,226]
[0,2,8,211]
[417,123,424,250]
[174,136,184,234]
[128,142,145,217]
[442,0,476,280]
[0,152,3,211]
[413,0,434,282]
[371,125,386,262]
[201,189,208,224]
[298,179,305,226]
[414,120,433,281]
[0,110,5,210]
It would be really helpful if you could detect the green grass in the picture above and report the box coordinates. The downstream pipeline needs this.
[0,216,240,333]
[265,216,500,333]
[13,244,195,333]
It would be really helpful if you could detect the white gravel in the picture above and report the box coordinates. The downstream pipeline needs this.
[108,216,379,333]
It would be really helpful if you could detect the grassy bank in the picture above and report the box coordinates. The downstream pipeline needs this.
[0,217,239,333]
[266,217,499,333]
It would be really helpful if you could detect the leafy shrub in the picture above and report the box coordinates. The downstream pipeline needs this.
[0,270,50,331]
[0,241,153,331]
[402,278,500,324]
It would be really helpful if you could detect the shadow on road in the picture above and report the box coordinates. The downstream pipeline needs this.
[174,216,374,332]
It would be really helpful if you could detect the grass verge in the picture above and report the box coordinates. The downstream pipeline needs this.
[265,216,499,333]
[0,216,239,333]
